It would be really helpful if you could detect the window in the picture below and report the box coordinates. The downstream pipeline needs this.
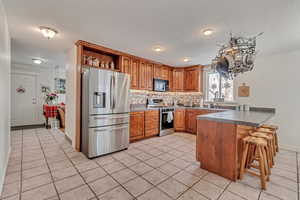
[205,72,234,102]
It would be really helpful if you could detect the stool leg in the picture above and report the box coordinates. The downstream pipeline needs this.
[262,146,270,180]
[240,142,249,179]
[272,138,277,156]
[258,146,267,190]
[268,141,274,168]
[275,132,279,152]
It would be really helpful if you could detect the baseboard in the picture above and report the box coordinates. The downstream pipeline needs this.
[11,124,44,130]
[280,144,300,153]
[0,145,11,196]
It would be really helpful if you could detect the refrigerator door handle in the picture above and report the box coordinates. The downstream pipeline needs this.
[93,116,129,120]
[93,125,129,132]
[110,75,113,109]
[112,75,116,109]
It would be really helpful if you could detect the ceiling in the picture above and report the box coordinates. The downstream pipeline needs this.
[3,0,300,67]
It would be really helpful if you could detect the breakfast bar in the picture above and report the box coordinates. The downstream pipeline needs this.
[196,109,275,181]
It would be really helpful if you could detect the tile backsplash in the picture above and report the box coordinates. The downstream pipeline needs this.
[130,90,203,105]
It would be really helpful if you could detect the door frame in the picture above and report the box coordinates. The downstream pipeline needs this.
[11,71,39,126]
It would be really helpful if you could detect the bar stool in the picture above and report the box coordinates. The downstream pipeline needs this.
[260,124,279,153]
[250,132,274,168]
[256,126,279,154]
[240,136,270,190]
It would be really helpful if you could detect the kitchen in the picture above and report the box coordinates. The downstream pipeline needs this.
[1,0,299,200]
[65,39,290,195]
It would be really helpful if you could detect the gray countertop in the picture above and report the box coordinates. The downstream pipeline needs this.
[130,104,227,112]
[197,110,275,127]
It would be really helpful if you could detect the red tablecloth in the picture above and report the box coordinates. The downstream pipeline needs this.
[43,104,58,118]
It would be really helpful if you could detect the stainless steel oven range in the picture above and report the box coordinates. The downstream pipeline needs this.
[159,107,174,136]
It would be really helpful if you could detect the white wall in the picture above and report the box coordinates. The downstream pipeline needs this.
[11,63,66,125]
[0,0,11,194]
[65,46,77,146]
[235,50,300,152]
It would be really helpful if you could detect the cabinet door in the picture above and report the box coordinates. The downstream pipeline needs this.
[191,111,197,133]
[161,66,169,80]
[130,112,145,141]
[184,67,203,92]
[154,65,161,79]
[130,59,139,89]
[139,61,147,90]
[168,68,173,91]
[173,69,185,92]
[185,110,193,133]
[145,110,159,137]
[121,56,131,74]
[146,63,154,90]
[174,109,185,131]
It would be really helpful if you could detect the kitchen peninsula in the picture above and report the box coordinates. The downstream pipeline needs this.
[196,108,275,181]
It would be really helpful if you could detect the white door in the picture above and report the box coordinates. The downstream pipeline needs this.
[11,73,38,126]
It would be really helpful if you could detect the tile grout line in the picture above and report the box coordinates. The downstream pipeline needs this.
[35,129,61,200]
[48,129,101,200]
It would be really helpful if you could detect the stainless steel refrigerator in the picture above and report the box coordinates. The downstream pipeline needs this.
[81,67,130,158]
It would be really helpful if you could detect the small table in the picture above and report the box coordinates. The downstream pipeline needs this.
[43,104,58,129]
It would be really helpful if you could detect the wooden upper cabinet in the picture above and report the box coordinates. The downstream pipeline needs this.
[130,59,139,89]
[173,69,185,92]
[168,68,173,92]
[184,66,203,92]
[139,61,153,91]
[153,65,168,80]
[146,63,154,90]
[139,61,147,90]
[130,111,145,141]
[153,65,162,79]
[174,109,185,131]
[121,56,131,74]
[161,66,169,80]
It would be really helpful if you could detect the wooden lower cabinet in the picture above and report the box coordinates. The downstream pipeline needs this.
[130,111,145,141]
[185,109,197,133]
[174,109,185,131]
[130,110,159,142]
[185,109,222,134]
[145,110,159,137]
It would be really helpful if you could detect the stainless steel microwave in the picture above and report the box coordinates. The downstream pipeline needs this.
[153,79,169,92]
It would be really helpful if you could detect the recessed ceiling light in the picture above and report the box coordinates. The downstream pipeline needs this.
[153,46,164,52]
[202,28,214,36]
[39,26,58,39]
[183,57,190,62]
[32,59,43,65]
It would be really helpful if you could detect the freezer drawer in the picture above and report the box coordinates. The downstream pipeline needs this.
[89,114,129,127]
[88,124,129,158]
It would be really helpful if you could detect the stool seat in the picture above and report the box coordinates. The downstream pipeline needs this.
[251,132,273,140]
[244,136,267,146]
[261,124,279,130]
[257,128,273,134]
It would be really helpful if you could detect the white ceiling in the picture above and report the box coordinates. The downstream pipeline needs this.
[3,0,300,67]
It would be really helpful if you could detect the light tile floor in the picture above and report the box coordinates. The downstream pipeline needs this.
[1,128,299,200]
